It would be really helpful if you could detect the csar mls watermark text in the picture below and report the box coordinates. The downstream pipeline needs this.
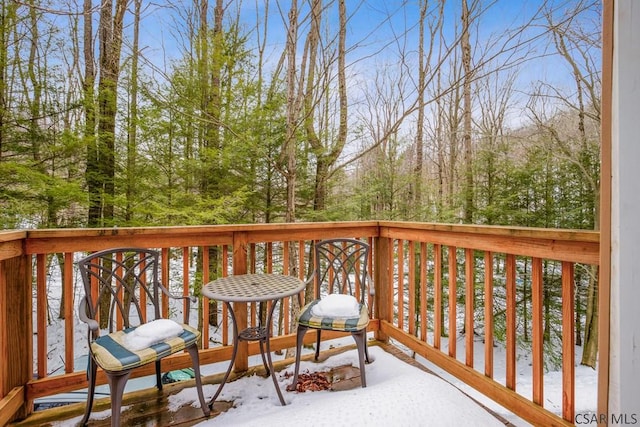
[575,412,638,425]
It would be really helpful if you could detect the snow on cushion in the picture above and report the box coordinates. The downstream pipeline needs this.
[311,294,360,318]
[122,319,183,352]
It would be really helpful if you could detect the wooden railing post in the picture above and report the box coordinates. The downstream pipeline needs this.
[374,234,392,342]
[232,231,249,372]
[0,247,32,423]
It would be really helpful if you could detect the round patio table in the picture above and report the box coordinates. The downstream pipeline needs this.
[202,273,306,407]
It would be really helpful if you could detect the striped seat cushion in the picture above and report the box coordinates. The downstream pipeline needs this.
[298,299,369,332]
[90,323,200,372]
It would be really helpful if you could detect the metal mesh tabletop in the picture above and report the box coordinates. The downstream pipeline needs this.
[203,274,306,303]
[203,273,306,407]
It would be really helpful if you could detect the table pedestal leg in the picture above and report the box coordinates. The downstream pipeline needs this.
[266,300,286,405]
[208,302,239,409]
[208,300,287,408]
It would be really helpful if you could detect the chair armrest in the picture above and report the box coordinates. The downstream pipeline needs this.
[156,281,198,324]
[78,296,99,332]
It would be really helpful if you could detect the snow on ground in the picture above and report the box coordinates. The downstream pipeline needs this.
[168,345,506,427]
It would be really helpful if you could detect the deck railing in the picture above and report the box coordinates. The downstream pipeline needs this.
[0,221,599,426]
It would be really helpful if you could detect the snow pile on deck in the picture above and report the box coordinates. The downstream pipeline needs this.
[122,319,182,351]
[311,294,360,317]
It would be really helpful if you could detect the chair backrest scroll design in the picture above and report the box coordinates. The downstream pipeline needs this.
[314,238,370,304]
[78,248,161,336]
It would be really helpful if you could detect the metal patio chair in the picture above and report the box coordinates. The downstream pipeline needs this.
[77,248,209,426]
[289,238,372,390]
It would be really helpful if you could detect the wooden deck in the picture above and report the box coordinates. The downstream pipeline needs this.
[2,222,596,425]
[8,342,511,426]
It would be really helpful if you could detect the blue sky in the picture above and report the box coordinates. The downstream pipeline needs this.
[128,0,599,134]
[133,0,598,77]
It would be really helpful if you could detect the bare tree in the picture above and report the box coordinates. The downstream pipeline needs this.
[474,69,517,225]
[414,0,444,219]
[461,0,474,223]
[281,0,301,223]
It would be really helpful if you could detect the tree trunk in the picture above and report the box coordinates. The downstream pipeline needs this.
[414,0,427,218]
[580,265,598,367]
[461,0,473,223]
[0,5,6,158]
[125,0,141,223]
[305,0,321,210]
[84,0,99,226]
[95,0,127,228]
[283,0,299,223]
[208,0,223,181]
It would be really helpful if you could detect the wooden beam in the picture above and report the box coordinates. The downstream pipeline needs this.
[232,231,249,372]
[373,235,392,342]
[380,226,599,265]
[598,0,613,420]
[0,387,25,426]
[0,254,32,422]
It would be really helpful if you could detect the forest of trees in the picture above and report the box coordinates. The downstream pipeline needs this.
[0,0,601,367]
[0,0,601,230]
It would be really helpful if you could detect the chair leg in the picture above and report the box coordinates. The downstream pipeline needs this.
[80,357,98,426]
[314,329,322,360]
[289,325,307,391]
[258,338,270,375]
[185,344,211,417]
[155,360,163,390]
[106,371,131,427]
[364,333,371,363]
[352,329,368,388]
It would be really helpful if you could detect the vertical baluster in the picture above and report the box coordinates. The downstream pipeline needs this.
[408,241,416,336]
[64,252,73,373]
[249,244,257,329]
[202,246,210,349]
[420,242,428,342]
[36,254,47,378]
[397,239,404,330]
[161,248,170,318]
[266,242,273,274]
[532,257,544,406]
[283,241,290,276]
[465,247,474,367]
[434,244,442,350]
[484,251,494,378]
[182,247,190,323]
[367,237,374,314]
[222,245,229,346]
[448,246,457,358]
[506,253,517,391]
[562,261,575,422]
[298,240,305,282]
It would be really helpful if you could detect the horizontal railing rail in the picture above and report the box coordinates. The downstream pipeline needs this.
[0,221,599,427]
